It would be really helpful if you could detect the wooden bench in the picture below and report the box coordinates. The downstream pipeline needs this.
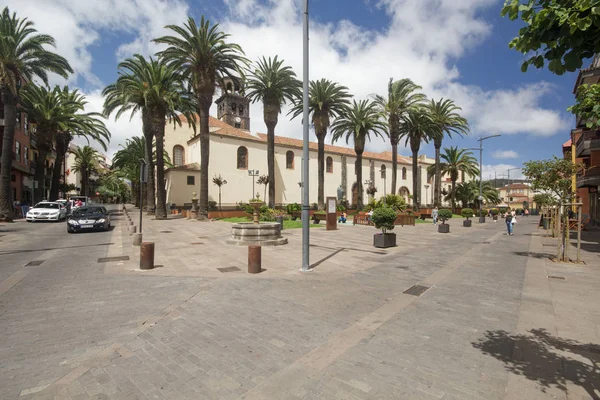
[312,213,327,224]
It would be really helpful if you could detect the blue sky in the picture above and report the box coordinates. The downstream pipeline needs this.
[11,0,582,180]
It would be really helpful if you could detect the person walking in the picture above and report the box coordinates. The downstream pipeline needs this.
[432,206,439,226]
[505,211,514,235]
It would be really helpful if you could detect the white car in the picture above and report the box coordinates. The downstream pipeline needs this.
[26,202,67,222]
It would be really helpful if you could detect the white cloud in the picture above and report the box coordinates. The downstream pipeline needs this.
[6,0,572,159]
[492,150,519,159]
[481,163,525,183]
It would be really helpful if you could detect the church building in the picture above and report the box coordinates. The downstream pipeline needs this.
[163,80,462,209]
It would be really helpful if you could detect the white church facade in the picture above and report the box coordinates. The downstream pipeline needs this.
[163,88,463,209]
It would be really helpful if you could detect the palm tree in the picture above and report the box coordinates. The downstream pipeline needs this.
[372,78,425,195]
[427,98,469,207]
[290,79,351,209]
[245,56,301,207]
[452,180,499,209]
[212,174,227,210]
[70,146,101,197]
[0,7,72,220]
[155,16,248,219]
[438,146,479,212]
[112,137,146,208]
[399,105,435,211]
[103,54,194,220]
[331,99,386,210]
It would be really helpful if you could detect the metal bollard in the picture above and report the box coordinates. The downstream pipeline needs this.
[248,245,261,274]
[129,225,137,235]
[140,242,154,270]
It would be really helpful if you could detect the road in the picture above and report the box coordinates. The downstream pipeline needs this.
[0,205,203,399]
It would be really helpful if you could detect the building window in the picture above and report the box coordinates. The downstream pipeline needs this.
[24,114,28,135]
[24,146,28,165]
[187,176,195,185]
[15,141,20,161]
[16,112,21,130]
[286,151,294,169]
[239,105,244,115]
[234,123,241,128]
[402,167,407,180]
[231,103,237,114]
[173,145,184,167]
[237,146,248,169]
[326,156,333,173]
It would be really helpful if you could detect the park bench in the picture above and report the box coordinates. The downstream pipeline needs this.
[311,213,327,224]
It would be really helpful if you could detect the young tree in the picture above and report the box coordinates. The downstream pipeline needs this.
[257,174,269,203]
[289,79,351,209]
[331,100,386,211]
[245,56,301,208]
[70,146,101,197]
[212,174,227,210]
[0,7,72,220]
[155,16,248,220]
[372,78,425,195]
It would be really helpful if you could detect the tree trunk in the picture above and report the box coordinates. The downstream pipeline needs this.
[152,112,168,220]
[198,102,210,220]
[33,145,50,203]
[142,112,156,214]
[411,138,421,212]
[81,168,87,197]
[451,179,456,213]
[49,153,63,201]
[264,102,279,209]
[434,139,442,207]
[391,141,398,195]
[356,151,364,211]
[0,89,17,220]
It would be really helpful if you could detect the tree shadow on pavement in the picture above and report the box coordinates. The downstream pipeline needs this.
[472,328,600,399]
[512,251,555,259]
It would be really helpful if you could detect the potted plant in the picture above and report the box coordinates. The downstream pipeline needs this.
[461,208,474,227]
[286,202,302,220]
[437,209,452,233]
[491,208,499,221]
[372,207,397,248]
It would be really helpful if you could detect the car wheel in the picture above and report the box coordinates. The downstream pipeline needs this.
[67,228,73,234]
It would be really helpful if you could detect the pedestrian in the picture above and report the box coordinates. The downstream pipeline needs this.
[339,212,347,224]
[524,208,529,217]
[505,212,514,235]
[367,209,373,223]
[432,206,439,226]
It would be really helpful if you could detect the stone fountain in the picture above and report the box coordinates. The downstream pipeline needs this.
[226,199,287,246]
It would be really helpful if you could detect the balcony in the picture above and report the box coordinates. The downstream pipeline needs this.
[575,130,600,157]
[577,166,600,188]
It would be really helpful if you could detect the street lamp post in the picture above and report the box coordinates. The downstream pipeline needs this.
[301,0,310,271]
[380,167,386,205]
[248,170,259,199]
[464,134,501,223]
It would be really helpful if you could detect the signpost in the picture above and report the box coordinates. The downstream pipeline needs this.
[326,196,337,231]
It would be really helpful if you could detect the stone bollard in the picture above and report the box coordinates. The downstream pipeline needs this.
[133,233,143,246]
[140,242,154,270]
[248,245,261,274]
[129,220,134,226]
[129,225,137,235]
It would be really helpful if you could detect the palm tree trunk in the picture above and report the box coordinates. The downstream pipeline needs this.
[434,140,442,207]
[49,153,63,201]
[81,168,87,196]
[0,89,17,221]
[265,103,278,209]
[153,114,168,220]
[411,147,419,212]
[34,145,50,203]
[198,104,210,220]
[356,151,364,211]
[317,134,325,210]
[391,141,398,195]
[451,179,456,213]
[142,124,156,215]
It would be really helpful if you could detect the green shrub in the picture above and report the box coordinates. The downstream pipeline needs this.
[438,209,453,224]
[364,195,407,212]
[461,208,474,219]
[336,204,346,212]
[286,202,301,213]
[208,200,218,211]
[490,208,499,216]
[372,207,397,234]
[499,207,508,214]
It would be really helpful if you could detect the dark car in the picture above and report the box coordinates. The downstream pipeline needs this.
[67,206,111,233]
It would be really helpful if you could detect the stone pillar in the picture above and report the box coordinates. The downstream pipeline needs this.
[248,245,261,273]
[190,192,198,219]
[341,155,347,203]
[140,242,155,270]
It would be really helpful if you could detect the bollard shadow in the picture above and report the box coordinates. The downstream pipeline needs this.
[472,329,600,399]
[310,248,345,269]
[513,251,554,259]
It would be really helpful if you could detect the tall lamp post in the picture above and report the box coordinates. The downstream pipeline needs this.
[380,167,387,205]
[464,134,501,223]
[301,0,310,271]
[248,170,260,199]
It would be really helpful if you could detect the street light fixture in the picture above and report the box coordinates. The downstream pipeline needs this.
[248,170,260,199]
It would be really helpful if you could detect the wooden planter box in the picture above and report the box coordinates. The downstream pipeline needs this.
[290,211,302,220]
[394,214,415,226]
[374,233,396,248]
[312,213,327,224]
[438,224,450,233]
[463,219,472,227]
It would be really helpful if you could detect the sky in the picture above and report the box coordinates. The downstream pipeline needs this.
[8,0,584,181]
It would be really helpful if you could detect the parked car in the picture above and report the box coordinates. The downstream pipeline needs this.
[26,202,67,222]
[67,206,111,233]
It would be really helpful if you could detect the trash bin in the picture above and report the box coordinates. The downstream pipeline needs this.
[542,217,549,230]
[275,216,284,230]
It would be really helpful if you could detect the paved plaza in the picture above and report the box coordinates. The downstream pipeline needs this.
[1,208,599,399]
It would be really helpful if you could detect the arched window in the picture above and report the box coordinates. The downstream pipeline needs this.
[402,167,407,180]
[237,146,248,169]
[231,103,237,114]
[239,105,244,115]
[286,151,294,169]
[226,82,232,92]
[173,145,184,167]
[380,164,386,178]
[326,156,333,173]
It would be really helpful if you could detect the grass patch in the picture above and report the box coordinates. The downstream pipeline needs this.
[219,217,323,229]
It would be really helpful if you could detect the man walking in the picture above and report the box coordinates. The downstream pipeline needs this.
[432,206,439,226]
[505,211,514,235]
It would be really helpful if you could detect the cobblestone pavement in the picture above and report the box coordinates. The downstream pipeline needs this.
[1,210,598,399]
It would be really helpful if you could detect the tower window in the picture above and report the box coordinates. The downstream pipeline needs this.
[239,105,244,115]
[234,123,241,128]
[402,167,407,180]
[226,82,232,92]
[231,103,237,114]
[173,145,185,167]
[286,151,294,170]
[326,156,333,173]
[237,146,248,169]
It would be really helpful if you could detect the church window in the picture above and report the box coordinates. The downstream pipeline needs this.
[226,82,232,92]
[402,167,407,180]
[231,103,237,114]
[286,151,294,169]
[237,146,248,169]
[187,176,195,185]
[239,105,244,115]
[326,157,333,173]
[173,145,185,167]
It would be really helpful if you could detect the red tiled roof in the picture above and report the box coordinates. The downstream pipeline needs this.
[165,162,200,172]
[563,139,572,147]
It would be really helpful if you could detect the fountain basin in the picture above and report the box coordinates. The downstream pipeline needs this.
[226,222,288,246]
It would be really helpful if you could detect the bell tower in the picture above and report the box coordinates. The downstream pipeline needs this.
[215,77,250,130]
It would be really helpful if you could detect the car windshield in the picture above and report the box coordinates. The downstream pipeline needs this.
[34,203,59,209]
[72,207,104,217]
